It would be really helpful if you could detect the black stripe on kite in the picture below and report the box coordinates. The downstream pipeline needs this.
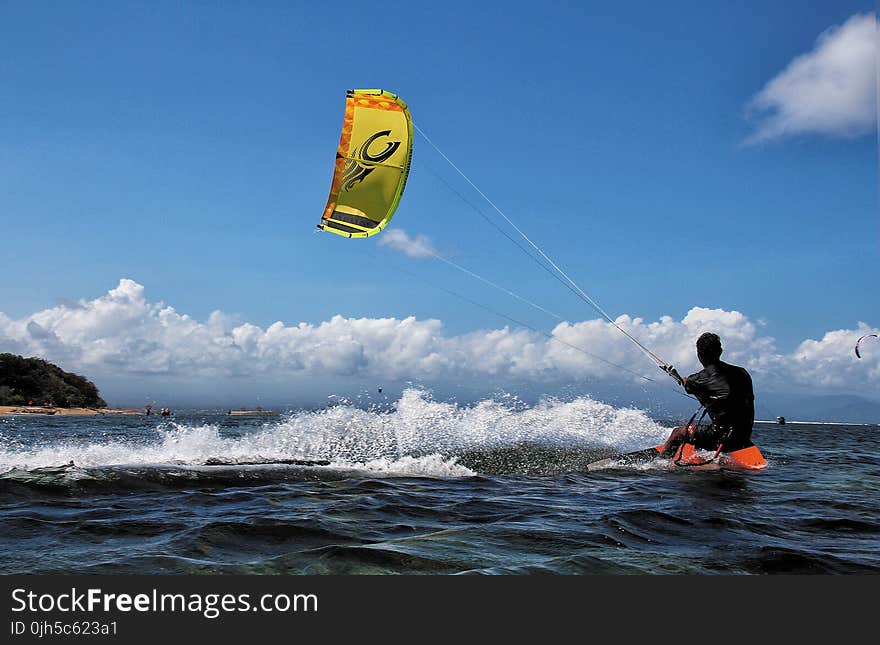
[323,221,364,235]
[330,210,380,230]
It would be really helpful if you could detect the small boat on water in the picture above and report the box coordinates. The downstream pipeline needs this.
[226,409,277,416]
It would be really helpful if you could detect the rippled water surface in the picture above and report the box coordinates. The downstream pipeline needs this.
[1,390,877,574]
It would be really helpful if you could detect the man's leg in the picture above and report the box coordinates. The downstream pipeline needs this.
[660,426,691,458]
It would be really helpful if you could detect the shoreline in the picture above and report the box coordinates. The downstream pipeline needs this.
[0,405,143,417]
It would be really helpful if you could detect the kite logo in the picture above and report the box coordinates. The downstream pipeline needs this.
[342,130,401,191]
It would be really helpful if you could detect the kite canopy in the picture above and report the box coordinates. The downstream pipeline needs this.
[317,89,413,238]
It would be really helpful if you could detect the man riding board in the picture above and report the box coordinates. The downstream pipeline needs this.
[660,332,755,458]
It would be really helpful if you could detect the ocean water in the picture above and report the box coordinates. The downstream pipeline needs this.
[1,389,877,574]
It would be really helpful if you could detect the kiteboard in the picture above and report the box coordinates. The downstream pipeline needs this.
[586,443,766,472]
[202,458,331,467]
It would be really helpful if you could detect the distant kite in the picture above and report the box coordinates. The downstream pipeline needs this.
[855,333,878,359]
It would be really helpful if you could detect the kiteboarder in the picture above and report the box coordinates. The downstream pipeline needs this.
[659,333,755,457]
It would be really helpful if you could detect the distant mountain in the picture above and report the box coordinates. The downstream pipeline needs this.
[583,381,880,425]
[756,392,880,424]
[0,354,107,408]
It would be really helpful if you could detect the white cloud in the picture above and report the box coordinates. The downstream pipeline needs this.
[0,279,877,402]
[744,13,877,144]
[787,323,880,386]
[376,228,438,258]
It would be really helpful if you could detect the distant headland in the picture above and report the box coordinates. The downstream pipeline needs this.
[0,353,139,416]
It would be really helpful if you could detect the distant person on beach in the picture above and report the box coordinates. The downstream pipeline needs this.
[145,403,152,416]
[660,332,755,456]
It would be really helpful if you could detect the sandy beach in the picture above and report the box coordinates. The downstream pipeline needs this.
[0,405,143,417]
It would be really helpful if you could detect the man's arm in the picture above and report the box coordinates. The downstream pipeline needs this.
[683,370,712,398]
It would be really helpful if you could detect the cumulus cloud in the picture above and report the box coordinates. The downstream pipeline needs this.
[787,323,880,386]
[0,279,877,404]
[377,228,438,258]
[744,13,877,144]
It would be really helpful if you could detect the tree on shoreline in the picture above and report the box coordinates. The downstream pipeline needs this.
[0,354,106,408]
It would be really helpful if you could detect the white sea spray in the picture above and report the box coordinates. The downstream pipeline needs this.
[0,388,669,475]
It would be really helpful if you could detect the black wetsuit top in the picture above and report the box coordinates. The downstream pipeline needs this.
[684,361,755,451]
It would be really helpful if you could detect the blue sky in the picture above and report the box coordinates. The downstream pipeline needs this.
[0,2,877,407]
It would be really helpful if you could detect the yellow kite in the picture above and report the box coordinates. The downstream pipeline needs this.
[317,89,413,238]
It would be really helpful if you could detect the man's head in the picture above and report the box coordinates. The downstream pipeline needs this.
[696,332,722,366]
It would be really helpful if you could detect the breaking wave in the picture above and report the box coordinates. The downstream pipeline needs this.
[0,389,669,477]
